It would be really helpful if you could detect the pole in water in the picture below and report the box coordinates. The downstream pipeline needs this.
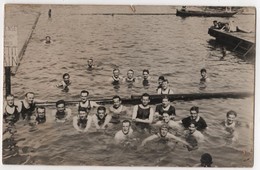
[5,66,11,96]
[48,9,52,18]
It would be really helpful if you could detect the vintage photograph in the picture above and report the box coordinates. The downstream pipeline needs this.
[2,4,255,167]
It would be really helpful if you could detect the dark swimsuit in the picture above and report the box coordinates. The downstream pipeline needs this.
[135,105,151,129]
[78,100,91,111]
[77,117,88,129]
[55,111,66,120]
[36,116,46,124]
[4,105,20,124]
[20,101,36,120]
[97,114,107,126]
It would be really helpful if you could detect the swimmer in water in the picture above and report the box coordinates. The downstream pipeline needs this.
[76,90,100,112]
[181,106,207,131]
[123,69,138,84]
[3,94,20,125]
[155,112,180,131]
[17,92,39,120]
[92,106,112,130]
[185,122,204,143]
[154,96,176,121]
[73,108,92,132]
[87,58,94,69]
[157,79,174,94]
[156,75,165,92]
[200,68,210,83]
[34,106,47,125]
[142,69,152,87]
[194,153,213,167]
[141,124,190,147]
[56,73,71,92]
[132,93,154,132]
[220,46,227,60]
[114,120,134,144]
[109,95,128,124]
[222,110,240,142]
[48,9,51,18]
[108,68,123,85]
[45,36,51,44]
[52,100,71,123]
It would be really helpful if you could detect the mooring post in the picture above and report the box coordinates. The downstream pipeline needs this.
[5,66,11,96]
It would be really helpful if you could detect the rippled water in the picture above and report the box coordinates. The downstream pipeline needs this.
[3,5,255,167]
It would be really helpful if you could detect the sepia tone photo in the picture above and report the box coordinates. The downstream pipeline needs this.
[2,4,255,167]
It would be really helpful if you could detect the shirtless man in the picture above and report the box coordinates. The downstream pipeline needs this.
[156,76,165,92]
[142,69,152,87]
[34,106,47,124]
[52,100,71,123]
[18,92,37,120]
[200,68,210,83]
[194,153,213,167]
[45,36,51,44]
[114,120,133,144]
[56,73,71,92]
[141,124,190,147]
[108,68,123,85]
[109,95,127,124]
[185,123,204,143]
[73,108,92,132]
[155,112,180,131]
[92,106,112,130]
[3,94,20,124]
[157,79,174,94]
[76,90,100,112]
[132,93,154,131]
[155,96,176,120]
[123,69,138,86]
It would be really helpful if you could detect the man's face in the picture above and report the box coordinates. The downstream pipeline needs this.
[201,71,206,78]
[37,108,45,118]
[113,70,120,78]
[88,60,93,66]
[63,75,70,84]
[98,110,105,119]
[158,79,163,85]
[122,122,130,134]
[127,71,134,79]
[113,98,121,108]
[143,71,149,79]
[57,103,65,112]
[79,111,87,119]
[189,124,196,134]
[227,114,236,124]
[190,111,198,120]
[141,96,150,106]
[162,98,170,107]
[81,92,88,102]
[162,81,168,90]
[162,113,170,123]
[6,96,14,106]
[26,93,34,104]
[160,128,168,137]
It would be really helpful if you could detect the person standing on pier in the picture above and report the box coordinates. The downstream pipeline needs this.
[132,93,154,132]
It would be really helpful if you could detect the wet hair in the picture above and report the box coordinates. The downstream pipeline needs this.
[141,93,150,100]
[112,95,121,101]
[63,73,70,79]
[56,100,66,107]
[160,124,169,131]
[143,69,149,74]
[6,94,14,99]
[162,112,170,116]
[122,119,131,126]
[127,69,134,74]
[161,95,169,101]
[158,76,165,81]
[97,106,106,113]
[200,153,213,165]
[36,106,46,113]
[226,110,237,117]
[113,68,120,73]
[25,92,35,97]
[200,68,207,74]
[78,107,87,113]
[190,106,199,113]
[80,90,89,96]
[162,79,169,83]
[213,20,217,23]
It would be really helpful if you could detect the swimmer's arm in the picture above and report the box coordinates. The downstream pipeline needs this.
[92,115,101,129]
[167,134,190,146]
[73,116,82,132]
[101,115,112,129]
[148,108,154,123]
[157,88,161,94]
[132,105,138,120]
[141,134,158,146]
[114,131,123,144]
[65,109,72,120]
[84,116,92,132]
[90,101,100,108]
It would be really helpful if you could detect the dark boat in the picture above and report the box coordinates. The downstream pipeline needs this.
[176,9,237,17]
[208,27,255,60]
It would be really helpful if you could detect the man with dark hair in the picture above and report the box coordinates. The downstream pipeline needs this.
[73,107,92,132]
[52,100,71,122]
[92,106,112,130]
[76,90,100,112]
[18,92,36,120]
[142,69,151,87]
[108,68,123,85]
[194,153,213,167]
[181,106,207,131]
[56,73,71,92]
[132,93,154,131]
[155,96,176,120]
[200,68,210,83]
[109,95,127,124]
[157,79,174,94]
[35,106,47,124]
[114,120,133,144]
[156,76,165,92]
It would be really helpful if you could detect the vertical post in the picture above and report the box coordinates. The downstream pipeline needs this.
[5,66,11,96]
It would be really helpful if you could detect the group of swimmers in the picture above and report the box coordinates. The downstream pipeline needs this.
[3,87,239,167]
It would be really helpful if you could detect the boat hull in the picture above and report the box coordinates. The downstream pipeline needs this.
[176,9,237,17]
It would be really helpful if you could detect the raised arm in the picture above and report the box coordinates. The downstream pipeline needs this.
[167,133,191,146]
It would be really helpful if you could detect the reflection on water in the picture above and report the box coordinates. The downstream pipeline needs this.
[4,5,255,167]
